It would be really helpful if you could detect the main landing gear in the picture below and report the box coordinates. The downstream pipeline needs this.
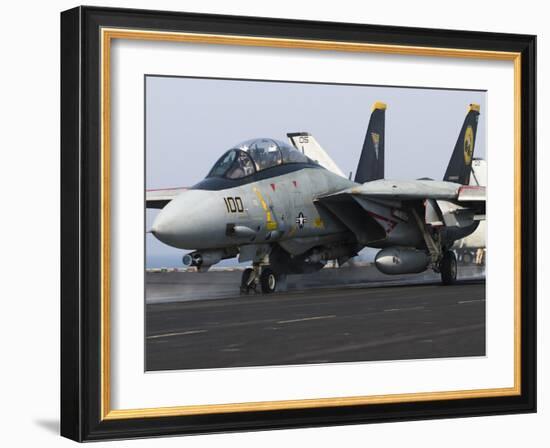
[410,208,458,286]
[260,268,278,293]
[240,265,285,294]
[439,250,457,285]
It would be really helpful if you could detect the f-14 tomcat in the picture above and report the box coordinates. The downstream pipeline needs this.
[147,102,485,293]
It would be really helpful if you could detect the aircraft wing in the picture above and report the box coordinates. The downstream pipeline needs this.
[146,187,187,209]
[341,179,486,203]
[315,179,485,244]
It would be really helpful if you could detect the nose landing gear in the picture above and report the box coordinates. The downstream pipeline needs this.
[240,268,257,294]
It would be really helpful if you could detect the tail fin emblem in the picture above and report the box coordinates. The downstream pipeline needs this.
[371,132,380,159]
[463,125,474,165]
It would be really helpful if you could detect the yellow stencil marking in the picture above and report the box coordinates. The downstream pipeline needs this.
[314,217,325,229]
[253,187,278,230]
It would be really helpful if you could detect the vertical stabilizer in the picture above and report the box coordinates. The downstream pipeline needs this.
[354,101,386,184]
[287,132,345,177]
[443,104,480,185]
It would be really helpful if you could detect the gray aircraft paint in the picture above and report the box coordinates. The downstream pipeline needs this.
[146,76,486,268]
[152,168,355,252]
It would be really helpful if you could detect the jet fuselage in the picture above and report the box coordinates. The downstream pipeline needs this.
[152,165,355,255]
[151,164,433,258]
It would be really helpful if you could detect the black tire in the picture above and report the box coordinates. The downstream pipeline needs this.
[260,268,277,293]
[440,251,457,285]
[240,268,255,294]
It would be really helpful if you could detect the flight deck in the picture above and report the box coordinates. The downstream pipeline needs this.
[145,265,485,371]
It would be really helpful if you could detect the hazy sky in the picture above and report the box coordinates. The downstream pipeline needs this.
[145,76,486,268]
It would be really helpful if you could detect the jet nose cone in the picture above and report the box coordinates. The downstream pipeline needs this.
[150,214,168,238]
[151,203,176,240]
[150,189,226,250]
[150,219,160,237]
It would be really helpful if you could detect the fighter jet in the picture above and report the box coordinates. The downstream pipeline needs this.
[147,103,485,293]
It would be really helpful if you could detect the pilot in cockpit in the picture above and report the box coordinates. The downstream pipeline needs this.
[239,151,255,176]
[226,150,255,179]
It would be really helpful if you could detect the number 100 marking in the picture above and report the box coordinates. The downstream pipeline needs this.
[224,197,244,213]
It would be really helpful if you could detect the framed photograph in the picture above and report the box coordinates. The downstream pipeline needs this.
[61,6,536,441]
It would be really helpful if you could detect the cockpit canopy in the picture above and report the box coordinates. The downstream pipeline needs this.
[207,138,314,180]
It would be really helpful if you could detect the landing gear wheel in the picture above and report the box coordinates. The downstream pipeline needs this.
[240,268,256,294]
[440,251,457,285]
[260,268,277,293]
